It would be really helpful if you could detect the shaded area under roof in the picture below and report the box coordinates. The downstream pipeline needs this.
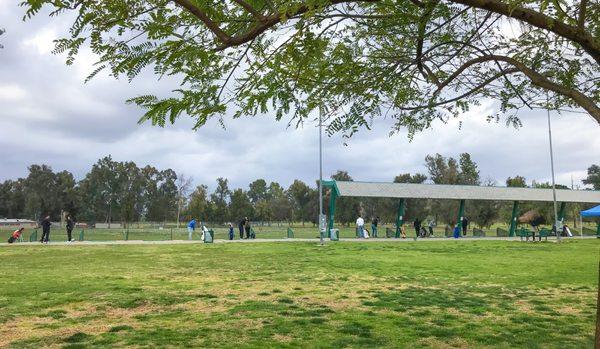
[335,181,600,203]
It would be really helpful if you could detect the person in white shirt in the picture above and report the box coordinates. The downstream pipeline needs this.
[356,215,365,238]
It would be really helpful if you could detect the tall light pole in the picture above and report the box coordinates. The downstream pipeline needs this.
[546,98,560,242]
[318,106,325,245]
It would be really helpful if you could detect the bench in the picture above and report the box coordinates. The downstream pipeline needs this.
[472,228,485,237]
[516,228,532,241]
[385,227,394,238]
[538,228,550,241]
[444,225,453,237]
[496,227,509,237]
[583,226,597,236]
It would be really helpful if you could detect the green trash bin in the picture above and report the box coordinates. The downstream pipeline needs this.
[287,227,294,238]
[78,229,85,241]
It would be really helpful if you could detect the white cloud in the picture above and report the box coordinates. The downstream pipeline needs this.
[0,84,26,100]
[22,27,57,55]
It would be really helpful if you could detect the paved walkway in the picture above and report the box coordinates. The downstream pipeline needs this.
[1,236,596,247]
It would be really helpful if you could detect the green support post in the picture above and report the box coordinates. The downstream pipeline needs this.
[395,198,406,238]
[457,199,465,229]
[597,222,600,238]
[319,180,340,239]
[509,201,519,237]
[327,186,337,238]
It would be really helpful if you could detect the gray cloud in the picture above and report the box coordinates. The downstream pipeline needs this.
[0,2,598,192]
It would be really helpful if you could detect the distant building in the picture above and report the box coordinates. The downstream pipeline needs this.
[0,219,37,228]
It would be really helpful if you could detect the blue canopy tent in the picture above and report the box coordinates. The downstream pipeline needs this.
[581,205,600,217]
[580,205,600,237]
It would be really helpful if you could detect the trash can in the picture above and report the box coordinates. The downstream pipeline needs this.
[330,229,339,241]
[203,229,214,243]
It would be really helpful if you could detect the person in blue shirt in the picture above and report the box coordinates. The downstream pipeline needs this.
[228,223,234,240]
[187,219,196,240]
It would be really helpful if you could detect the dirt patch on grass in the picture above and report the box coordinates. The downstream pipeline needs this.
[418,337,471,349]
[104,303,160,318]
[272,334,293,343]
[177,299,228,313]
[0,316,113,347]
[556,305,583,315]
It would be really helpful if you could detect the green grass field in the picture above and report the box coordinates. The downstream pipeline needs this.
[0,240,598,348]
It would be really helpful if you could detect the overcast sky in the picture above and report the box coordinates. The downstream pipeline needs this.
[0,2,598,191]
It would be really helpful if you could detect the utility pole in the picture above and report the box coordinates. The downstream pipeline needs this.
[318,106,325,245]
[546,99,560,242]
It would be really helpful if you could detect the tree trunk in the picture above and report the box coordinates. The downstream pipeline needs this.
[596,260,599,349]
[108,202,112,229]
[176,199,181,228]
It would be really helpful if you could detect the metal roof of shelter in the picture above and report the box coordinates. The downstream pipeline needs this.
[335,181,600,203]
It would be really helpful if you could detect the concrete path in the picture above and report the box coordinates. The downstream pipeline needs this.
[1,236,596,247]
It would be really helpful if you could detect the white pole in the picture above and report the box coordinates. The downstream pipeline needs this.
[579,214,583,237]
[318,107,324,245]
[546,100,560,242]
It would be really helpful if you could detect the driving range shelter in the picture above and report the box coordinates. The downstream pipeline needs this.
[322,181,600,237]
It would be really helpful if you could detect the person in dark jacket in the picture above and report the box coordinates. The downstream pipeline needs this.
[413,218,421,239]
[40,215,51,244]
[239,217,247,239]
[461,217,468,236]
[371,217,379,238]
[66,215,75,242]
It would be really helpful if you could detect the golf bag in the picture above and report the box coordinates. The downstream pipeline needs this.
[7,230,23,243]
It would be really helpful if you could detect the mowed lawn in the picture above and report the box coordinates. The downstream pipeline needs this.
[0,240,597,348]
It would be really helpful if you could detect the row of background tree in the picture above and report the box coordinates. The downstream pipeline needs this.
[0,154,598,228]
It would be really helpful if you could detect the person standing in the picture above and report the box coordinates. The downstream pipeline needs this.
[187,218,196,240]
[428,219,435,237]
[66,215,75,242]
[239,217,247,239]
[228,223,234,240]
[371,216,379,238]
[40,215,51,244]
[356,215,365,238]
[413,218,421,239]
[461,217,468,236]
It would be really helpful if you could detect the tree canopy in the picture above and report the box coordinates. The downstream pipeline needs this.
[21,0,600,137]
[583,164,600,190]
